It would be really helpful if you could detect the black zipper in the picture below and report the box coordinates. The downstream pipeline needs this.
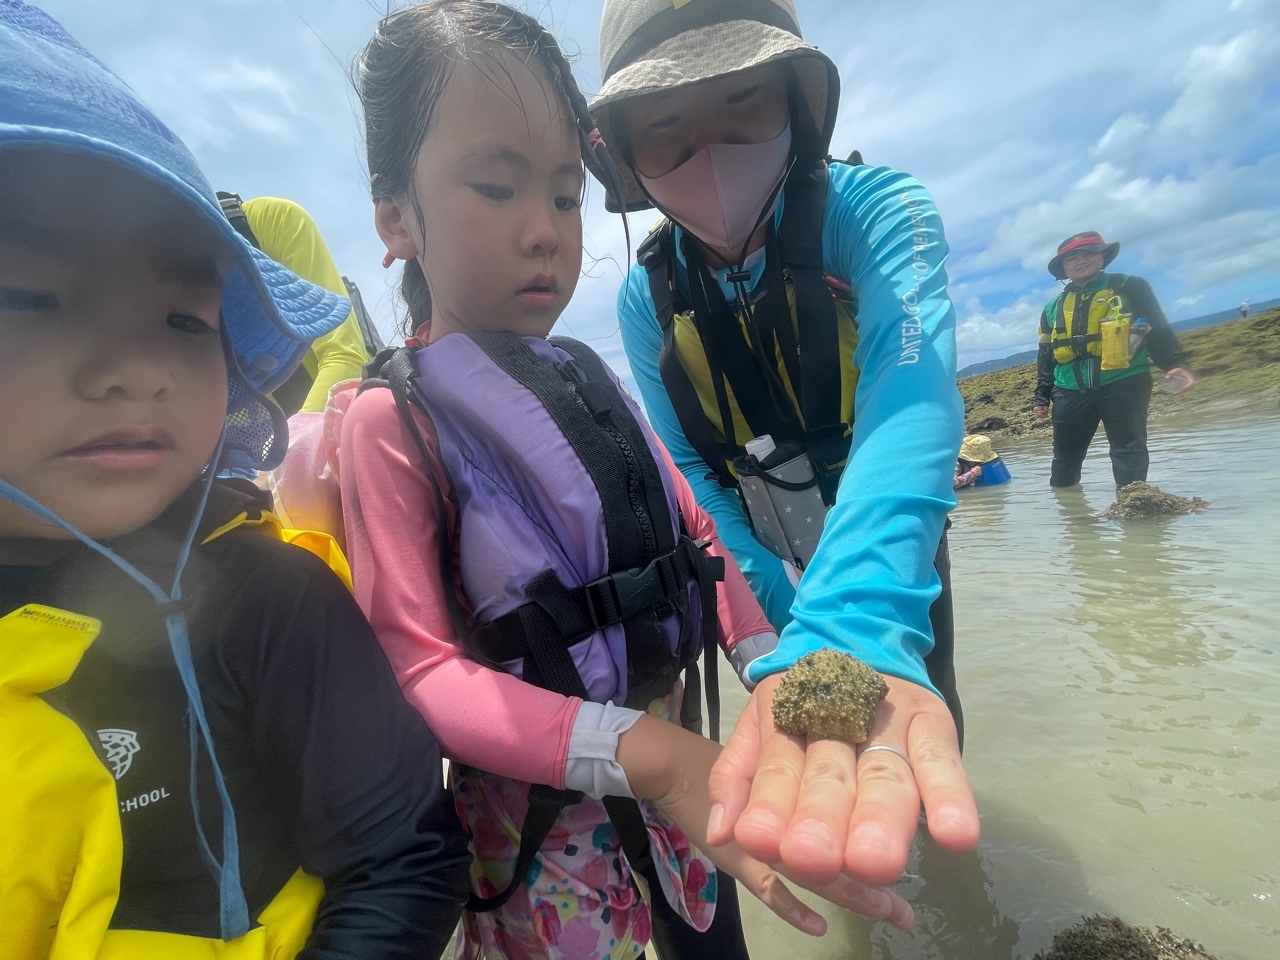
[560,360,658,560]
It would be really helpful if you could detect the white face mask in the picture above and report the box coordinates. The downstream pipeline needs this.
[638,124,792,255]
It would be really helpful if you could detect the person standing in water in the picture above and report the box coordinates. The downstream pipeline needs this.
[1033,231,1196,488]
[590,0,979,897]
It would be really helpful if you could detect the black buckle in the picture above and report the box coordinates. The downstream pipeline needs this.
[583,552,682,630]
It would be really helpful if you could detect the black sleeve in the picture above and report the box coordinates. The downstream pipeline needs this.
[1122,275,1190,371]
[248,549,471,959]
[1034,308,1055,406]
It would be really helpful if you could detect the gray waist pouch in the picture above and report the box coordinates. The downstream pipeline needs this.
[735,444,830,571]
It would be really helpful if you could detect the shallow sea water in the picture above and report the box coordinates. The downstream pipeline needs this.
[721,412,1280,960]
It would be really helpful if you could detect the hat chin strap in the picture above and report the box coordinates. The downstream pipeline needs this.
[0,430,253,942]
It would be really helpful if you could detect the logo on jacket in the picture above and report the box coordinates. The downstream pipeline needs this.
[97,728,140,780]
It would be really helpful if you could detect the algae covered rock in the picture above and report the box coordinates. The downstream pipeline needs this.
[1033,915,1219,960]
[771,649,888,743]
[1102,482,1207,521]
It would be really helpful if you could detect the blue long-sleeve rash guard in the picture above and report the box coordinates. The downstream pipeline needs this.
[617,163,963,696]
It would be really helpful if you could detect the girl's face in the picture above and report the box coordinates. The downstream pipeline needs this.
[618,64,790,178]
[0,152,229,545]
[376,54,585,342]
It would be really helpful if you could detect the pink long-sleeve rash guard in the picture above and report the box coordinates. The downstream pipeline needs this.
[339,384,771,789]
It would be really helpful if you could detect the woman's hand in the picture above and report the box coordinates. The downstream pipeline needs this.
[617,714,915,935]
[706,672,980,889]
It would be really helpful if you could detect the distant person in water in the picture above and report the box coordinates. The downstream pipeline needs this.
[954,435,1010,488]
[1032,231,1196,488]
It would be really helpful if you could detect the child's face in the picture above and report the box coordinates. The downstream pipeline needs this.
[377,54,585,341]
[0,151,229,543]
[618,64,790,178]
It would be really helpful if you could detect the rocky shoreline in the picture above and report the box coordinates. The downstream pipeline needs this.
[959,308,1280,444]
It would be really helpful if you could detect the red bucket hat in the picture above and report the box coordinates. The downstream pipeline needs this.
[1047,231,1120,280]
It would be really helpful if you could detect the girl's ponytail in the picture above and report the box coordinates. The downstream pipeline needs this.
[400,256,432,329]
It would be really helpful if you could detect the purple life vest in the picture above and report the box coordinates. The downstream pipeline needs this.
[409,332,717,709]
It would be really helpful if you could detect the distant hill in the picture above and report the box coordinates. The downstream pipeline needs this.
[957,296,1280,379]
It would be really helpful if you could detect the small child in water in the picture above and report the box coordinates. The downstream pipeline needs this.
[955,435,1012,488]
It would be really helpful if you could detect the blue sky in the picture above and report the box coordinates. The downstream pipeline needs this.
[42,0,1280,377]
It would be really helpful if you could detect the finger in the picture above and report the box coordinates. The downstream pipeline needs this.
[706,688,763,847]
[910,716,981,854]
[839,690,922,886]
[776,738,859,885]
[733,685,807,864]
[741,866,828,937]
[795,872,915,933]
[842,742,920,886]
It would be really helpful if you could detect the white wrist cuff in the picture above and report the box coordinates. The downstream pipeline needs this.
[563,701,644,799]
[729,631,780,691]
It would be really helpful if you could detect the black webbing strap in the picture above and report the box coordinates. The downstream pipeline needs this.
[472,538,707,663]
[641,224,738,489]
[215,192,261,250]
[468,782,589,913]
[696,543,724,742]
[780,156,850,504]
[762,224,804,412]
[685,237,802,450]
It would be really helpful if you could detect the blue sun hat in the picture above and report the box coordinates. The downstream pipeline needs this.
[0,0,349,472]
[0,1,350,942]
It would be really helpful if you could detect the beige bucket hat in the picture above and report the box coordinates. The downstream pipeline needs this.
[959,435,999,465]
[590,0,840,212]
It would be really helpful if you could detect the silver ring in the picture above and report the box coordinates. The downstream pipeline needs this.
[858,744,912,768]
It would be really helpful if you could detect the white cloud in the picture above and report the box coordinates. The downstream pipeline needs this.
[227,103,294,138]
[1157,29,1278,150]
[955,289,1058,367]
[1176,295,1204,307]
[1094,113,1150,158]
[36,0,1280,369]
[974,154,1280,285]
[198,60,295,107]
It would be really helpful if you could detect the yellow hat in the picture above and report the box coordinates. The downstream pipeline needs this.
[959,435,998,464]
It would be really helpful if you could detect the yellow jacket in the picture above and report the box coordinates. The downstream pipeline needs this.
[243,198,369,413]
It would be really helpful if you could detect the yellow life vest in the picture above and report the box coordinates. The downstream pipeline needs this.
[1049,285,1132,370]
[0,512,347,960]
[639,160,859,503]
[669,278,860,477]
